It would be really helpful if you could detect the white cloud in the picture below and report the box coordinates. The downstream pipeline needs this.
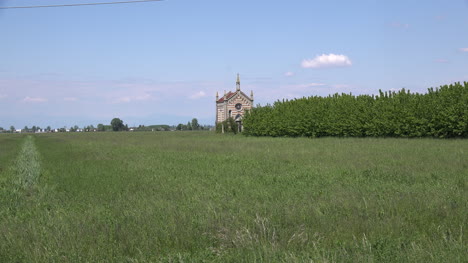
[64,97,78,101]
[294,83,326,88]
[331,84,350,89]
[284,71,294,77]
[435,59,449,63]
[113,97,132,103]
[460,48,468,52]
[280,83,327,92]
[23,96,47,102]
[189,91,206,100]
[390,22,410,29]
[301,54,352,69]
[135,94,152,101]
[112,93,153,103]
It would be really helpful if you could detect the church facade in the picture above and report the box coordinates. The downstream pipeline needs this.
[216,74,254,132]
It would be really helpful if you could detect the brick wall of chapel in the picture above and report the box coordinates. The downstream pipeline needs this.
[217,94,252,123]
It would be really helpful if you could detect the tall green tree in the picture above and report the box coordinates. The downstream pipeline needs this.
[111,118,125,131]
[191,118,199,130]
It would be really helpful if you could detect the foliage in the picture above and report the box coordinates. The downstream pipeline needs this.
[133,124,171,131]
[216,117,238,134]
[191,118,200,130]
[176,118,205,131]
[110,118,126,132]
[243,82,468,138]
[97,123,105,132]
[0,133,466,261]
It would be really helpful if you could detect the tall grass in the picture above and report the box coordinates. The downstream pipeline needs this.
[0,132,466,262]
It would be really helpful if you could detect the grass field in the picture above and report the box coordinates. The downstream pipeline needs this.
[0,132,467,262]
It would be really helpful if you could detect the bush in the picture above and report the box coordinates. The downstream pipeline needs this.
[216,117,238,134]
[243,82,468,138]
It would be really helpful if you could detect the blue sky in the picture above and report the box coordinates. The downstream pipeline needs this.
[1,0,468,128]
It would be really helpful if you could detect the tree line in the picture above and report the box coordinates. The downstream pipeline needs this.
[175,118,211,131]
[0,119,155,133]
[242,82,468,138]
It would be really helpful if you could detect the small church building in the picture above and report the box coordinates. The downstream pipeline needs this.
[216,74,254,132]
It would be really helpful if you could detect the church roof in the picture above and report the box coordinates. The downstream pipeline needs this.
[217,91,235,103]
[217,90,252,103]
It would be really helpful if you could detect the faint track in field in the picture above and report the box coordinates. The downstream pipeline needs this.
[14,135,41,189]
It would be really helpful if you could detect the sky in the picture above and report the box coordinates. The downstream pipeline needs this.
[1,0,468,128]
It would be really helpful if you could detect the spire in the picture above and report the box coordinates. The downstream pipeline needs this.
[250,90,254,100]
[236,73,240,91]
[216,91,219,101]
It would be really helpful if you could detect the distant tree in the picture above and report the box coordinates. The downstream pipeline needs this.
[10,126,15,133]
[176,124,183,130]
[187,121,192,130]
[97,123,105,132]
[111,118,125,131]
[23,126,29,133]
[191,118,199,130]
[46,126,51,132]
[32,126,37,132]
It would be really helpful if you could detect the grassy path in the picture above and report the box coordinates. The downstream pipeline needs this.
[13,135,41,189]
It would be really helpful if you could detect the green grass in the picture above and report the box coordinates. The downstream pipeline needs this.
[0,132,467,262]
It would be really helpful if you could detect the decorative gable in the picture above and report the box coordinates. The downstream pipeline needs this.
[215,74,254,129]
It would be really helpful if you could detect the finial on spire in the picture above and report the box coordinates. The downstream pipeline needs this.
[236,73,240,91]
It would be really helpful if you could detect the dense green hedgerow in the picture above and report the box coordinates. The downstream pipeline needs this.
[243,82,468,138]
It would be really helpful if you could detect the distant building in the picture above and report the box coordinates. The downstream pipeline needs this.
[216,74,254,132]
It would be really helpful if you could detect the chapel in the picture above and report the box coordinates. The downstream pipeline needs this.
[216,74,254,132]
